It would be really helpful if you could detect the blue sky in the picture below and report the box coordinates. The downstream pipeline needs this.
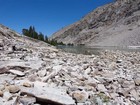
[0,0,113,36]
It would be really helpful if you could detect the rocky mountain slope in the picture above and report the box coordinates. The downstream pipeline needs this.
[50,0,140,46]
[0,24,140,105]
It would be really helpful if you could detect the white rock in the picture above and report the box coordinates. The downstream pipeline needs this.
[9,70,25,76]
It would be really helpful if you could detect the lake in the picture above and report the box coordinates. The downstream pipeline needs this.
[57,45,140,55]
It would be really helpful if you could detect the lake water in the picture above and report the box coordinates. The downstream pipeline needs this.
[57,45,140,55]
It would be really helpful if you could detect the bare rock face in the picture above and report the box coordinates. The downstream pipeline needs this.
[50,0,140,46]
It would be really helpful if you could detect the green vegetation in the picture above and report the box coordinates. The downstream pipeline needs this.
[22,26,65,46]
[97,92,110,103]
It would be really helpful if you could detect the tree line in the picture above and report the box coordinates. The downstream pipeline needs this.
[22,26,65,46]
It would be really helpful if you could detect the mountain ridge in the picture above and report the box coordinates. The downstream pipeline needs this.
[50,0,140,46]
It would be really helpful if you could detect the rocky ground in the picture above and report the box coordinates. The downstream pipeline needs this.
[0,36,140,105]
[0,24,140,105]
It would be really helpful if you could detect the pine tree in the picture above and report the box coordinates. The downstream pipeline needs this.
[22,26,64,46]
[22,29,30,37]
[38,32,44,41]
[29,26,33,38]
[45,35,48,43]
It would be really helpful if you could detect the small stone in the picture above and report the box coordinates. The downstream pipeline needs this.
[72,90,88,103]
[0,91,3,97]
[20,96,36,105]
[108,62,117,69]
[109,93,119,99]
[23,82,32,87]
[53,65,62,71]
[116,60,122,63]
[49,52,57,59]
[134,78,140,86]
[77,103,84,105]
[8,85,20,93]
[38,69,46,77]
[28,75,38,82]
[97,84,107,92]
[84,67,91,75]
[3,91,12,101]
